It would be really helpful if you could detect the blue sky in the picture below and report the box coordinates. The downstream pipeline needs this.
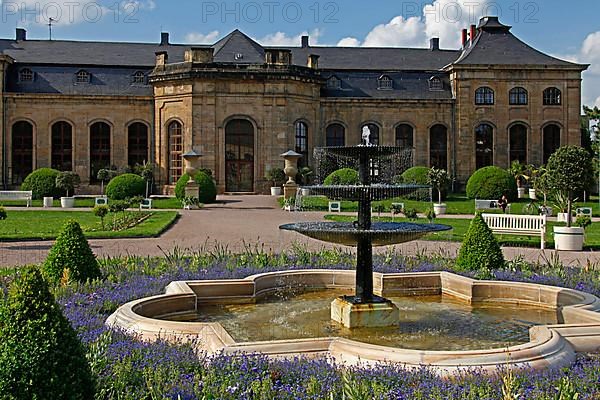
[1,0,599,105]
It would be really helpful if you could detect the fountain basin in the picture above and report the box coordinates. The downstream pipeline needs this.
[106,270,600,375]
[280,222,452,247]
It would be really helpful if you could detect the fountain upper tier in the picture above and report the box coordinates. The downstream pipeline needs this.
[306,184,429,202]
[321,146,409,159]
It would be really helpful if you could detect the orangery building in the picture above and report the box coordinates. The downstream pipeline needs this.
[0,16,588,194]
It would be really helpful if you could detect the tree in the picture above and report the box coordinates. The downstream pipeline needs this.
[55,171,80,198]
[135,161,155,198]
[0,267,95,398]
[427,167,450,204]
[545,146,594,227]
[93,205,109,230]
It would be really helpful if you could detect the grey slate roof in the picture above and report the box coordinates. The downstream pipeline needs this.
[213,30,265,64]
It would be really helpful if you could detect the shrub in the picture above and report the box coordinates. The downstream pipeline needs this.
[324,168,359,186]
[175,171,217,204]
[0,267,94,399]
[21,168,63,199]
[0,206,6,220]
[93,205,109,230]
[43,221,101,284]
[456,213,505,272]
[265,167,286,187]
[106,173,145,200]
[466,166,518,201]
[396,166,429,186]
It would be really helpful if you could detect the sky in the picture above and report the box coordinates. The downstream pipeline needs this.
[0,0,598,106]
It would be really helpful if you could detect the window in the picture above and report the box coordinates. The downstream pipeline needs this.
[128,122,149,167]
[509,87,528,105]
[430,124,447,169]
[361,123,380,145]
[132,71,146,85]
[326,123,345,147]
[326,76,341,90]
[509,124,528,164]
[395,124,414,148]
[475,87,494,105]
[377,75,393,90]
[11,121,33,185]
[543,124,561,163]
[76,70,91,84]
[475,123,494,169]
[51,121,73,171]
[168,121,183,184]
[19,68,33,82]
[295,121,308,167]
[90,122,111,182]
[543,87,562,105]
[429,76,443,91]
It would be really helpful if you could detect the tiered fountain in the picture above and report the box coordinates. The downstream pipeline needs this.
[281,129,451,328]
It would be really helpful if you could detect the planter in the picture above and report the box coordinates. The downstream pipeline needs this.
[517,187,526,199]
[43,197,54,208]
[60,197,75,209]
[528,189,537,200]
[270,187,283,196]
[301,188,311,197]
[554,226,584,251]
[433,203,447,216]
[557,213,570,223]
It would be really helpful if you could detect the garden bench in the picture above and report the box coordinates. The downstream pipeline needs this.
[139,198,153,210]
[95,196,108,206]
[328,201,341,213]
[576,207,593,218]
[475,199,511,213]
[0,191,32,207]
[482,213,547,250]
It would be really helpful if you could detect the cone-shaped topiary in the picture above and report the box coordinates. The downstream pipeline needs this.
[0,267,95,399]
[456,213,505,272]
[43,220,101,284]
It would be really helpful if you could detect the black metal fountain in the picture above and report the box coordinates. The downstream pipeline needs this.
[280,129,451,328]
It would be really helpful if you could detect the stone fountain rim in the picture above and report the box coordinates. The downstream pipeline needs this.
[106,270,600,375]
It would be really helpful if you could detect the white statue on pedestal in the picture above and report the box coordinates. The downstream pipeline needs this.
[362,126,372,147]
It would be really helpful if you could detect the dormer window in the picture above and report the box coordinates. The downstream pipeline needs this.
[475,86,495,105]
[76,70,91,84]
[19,68,34,82]
[429,76,443,91]
[326,76,341,90]
[377,75,393,90]
[132,71,146,85]
[234,53,244,61]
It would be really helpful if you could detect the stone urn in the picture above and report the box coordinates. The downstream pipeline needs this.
[182,150,203,200]
[280,150,303,200]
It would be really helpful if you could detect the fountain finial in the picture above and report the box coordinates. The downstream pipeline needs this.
[361,126,372,147]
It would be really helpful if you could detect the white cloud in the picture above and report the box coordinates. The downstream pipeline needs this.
[184,30,220,44]
[362,16,426,47]
[337,37,361,47]
[256,29,322,46]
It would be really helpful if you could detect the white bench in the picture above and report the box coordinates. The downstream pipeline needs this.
[0,191,32,207]
[475,199,511,213]
[482,213,547,250]
[139,198,152,210]
[95,196,108,206]
[328,201,341,213]
[576,207,593,218]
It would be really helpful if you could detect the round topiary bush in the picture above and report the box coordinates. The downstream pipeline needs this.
[324,168,359,186]
[396,166,429,186]
[0,267,95,399]
[175,171,217,204]
[21,168,63,199]
[456,213,505,272]
[466,166,517,201]
[43,220,101,284]
[105,173,145,200]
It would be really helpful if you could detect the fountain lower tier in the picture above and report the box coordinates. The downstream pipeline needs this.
[304,185,430,202]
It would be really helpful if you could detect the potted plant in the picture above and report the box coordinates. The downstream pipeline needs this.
[526,164,544,200]
[553,191,571,223]
[545,146,594,251]
[265,167,285,196]
[55,172,80,208]
[427,167,450,216]
[509,161,528,199]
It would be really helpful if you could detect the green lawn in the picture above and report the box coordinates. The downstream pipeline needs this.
[0,197,184,210]
[0,210,179,241]
[324,214,600,250]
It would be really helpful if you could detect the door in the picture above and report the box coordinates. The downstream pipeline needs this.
[225,119,254,192]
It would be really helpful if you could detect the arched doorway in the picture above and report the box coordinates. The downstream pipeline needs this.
[225,119,254,192]
[11,121,33,185]
[543,124,561,164]
[475,123,494,170]
[509,124,528,164]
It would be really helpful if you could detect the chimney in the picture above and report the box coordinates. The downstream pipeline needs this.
[429,38,440,51]
[469,24,477,43]
[155,51,168,67]
[461,29,468,47]
[16,28,26,41]
[308,54,320,69]
[185,47,214,63]
[160,32,170,46]
[301,35,309,48]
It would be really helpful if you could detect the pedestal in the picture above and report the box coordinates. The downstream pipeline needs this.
[283,183,298,200]
[331,297,400,329]
[185,182,199,198]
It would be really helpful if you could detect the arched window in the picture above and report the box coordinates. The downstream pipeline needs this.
[475,123,494,170]
[429,76,443,91]
[509,87,528,105]
[509,124,528,164]
[168,121,183,184]
[128,122,149,167]
[11,121,33,184]
[377,75,393,90]
[51,121,73,171]
[543,124,561,163]
[430,124,447,169]
[76,70,91,84]
[326,76,341,90]
[543,87,562,105]
[475,87,495,105]
[361,123,380,145]
[19,68,33,82]
[395,124,414,148]
[132,71,146,85]
[90,122,111,182]
[326,123,345,147]
[295,121,308,167]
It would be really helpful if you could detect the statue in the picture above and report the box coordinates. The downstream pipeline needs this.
[362,126,372,146]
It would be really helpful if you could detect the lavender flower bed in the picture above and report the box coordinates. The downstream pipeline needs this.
[10,249,600,399]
